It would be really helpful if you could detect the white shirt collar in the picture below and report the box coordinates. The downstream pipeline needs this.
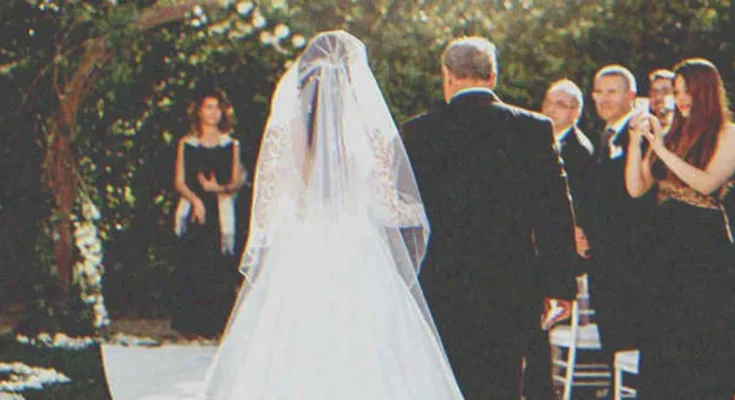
[555,125,574,144]
[184,134,232,147]
[604,110,634,159]
[450,87,494,102]
[605,110,634,137]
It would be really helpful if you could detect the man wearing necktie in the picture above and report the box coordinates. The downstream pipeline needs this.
[585,65,654,390]
[596,127,616,164]
[541,79,596,259]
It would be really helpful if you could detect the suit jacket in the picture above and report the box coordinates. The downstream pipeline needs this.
[584,121,656,351]
[403,91,577,304]
[402,91,577,399]
[557,126,595,229]
[584,122,655,259]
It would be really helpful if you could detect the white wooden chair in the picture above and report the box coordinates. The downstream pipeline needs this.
[549,274,611,400]
[613,350,639,399]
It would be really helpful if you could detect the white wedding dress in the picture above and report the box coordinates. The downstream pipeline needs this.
[195,30,464,400]
[202,216,463,399]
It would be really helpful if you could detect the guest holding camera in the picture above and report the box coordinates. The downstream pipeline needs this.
[626,58,735,398]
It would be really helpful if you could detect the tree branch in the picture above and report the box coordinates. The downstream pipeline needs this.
[137,0,220,31]
[42,0,224,288]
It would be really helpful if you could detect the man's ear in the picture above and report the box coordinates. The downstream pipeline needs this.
[488,73,497,90]
[442,65,454,85]
[572,110,582,124]
[442,65,455,103]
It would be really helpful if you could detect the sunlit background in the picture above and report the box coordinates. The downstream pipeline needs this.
[0,0,733,397]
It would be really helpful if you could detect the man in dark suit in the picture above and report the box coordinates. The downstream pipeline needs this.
[541,79,595,259]
[536,79,597,396]
[401,36,577,400]
[586,65,652,383]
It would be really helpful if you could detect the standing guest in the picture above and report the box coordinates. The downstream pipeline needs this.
[172,88,244,338]
[626,58,735,398]
[586,64,652,383]
[402,36,577,400]
[537,78,596,396]
[541,79,595,259]
[648,68,676,132]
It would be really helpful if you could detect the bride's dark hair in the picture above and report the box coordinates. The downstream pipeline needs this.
[297,32,354,151]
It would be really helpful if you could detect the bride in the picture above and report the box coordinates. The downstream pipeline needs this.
[201,30,464,399]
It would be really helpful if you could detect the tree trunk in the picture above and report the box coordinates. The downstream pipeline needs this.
[41,0,219,292]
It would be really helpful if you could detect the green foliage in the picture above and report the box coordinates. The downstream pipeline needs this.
[1,0,734,320]
[0,332,111,399]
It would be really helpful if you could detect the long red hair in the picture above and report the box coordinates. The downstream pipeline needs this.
[655,59,732,178]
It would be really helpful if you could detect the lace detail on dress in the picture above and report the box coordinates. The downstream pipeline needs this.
[720,179,735,201]
[658,178,735,243]
[657,179,720,210]
[718,179,735,243]
[366,129,422,227]
[251,127,290,236]
[240,126,292,276]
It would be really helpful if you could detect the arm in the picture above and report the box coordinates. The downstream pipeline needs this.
[562,132,595,258]
[250,130,287,234]
[175,137,206,224]
[239,127,288,276]
[529,119,578,300]
[174,137,207,214]
[399,115,424,164]
[650,122,735,195]
[174,138,200,203]
[240,128,293,277]
[220,139,245,193]
[223,139,245,193]
[625,115,656,197]
[368,130,424,227]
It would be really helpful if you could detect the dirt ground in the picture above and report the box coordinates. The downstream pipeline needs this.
[0,303,178,341]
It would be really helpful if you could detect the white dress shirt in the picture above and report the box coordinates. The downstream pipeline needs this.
[604,111,634,160]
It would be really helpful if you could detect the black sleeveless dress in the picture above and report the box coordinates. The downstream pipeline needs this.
[639,178,735,398]
[171,136,243,338]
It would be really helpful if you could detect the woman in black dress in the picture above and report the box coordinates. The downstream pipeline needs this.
[625,58,735,398]
[172,89,245,338]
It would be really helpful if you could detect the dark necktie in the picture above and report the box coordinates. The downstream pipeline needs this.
[596,127,616,163]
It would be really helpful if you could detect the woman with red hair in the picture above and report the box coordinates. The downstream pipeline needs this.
[626,58,735,397]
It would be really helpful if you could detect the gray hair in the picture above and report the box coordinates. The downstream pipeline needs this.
[594,64,637,94]
[548,79,584,115]
[648,68,675,83]
[442,36,497,81]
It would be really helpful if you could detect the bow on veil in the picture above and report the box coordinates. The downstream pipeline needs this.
[240,31,429,285]
[228,32,440,343]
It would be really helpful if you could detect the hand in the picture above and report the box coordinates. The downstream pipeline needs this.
[574,226,591,259]
[628,111,651,143]
[191,197,206,225]
[642,114,667,154]
[197,172,221,192]
[541,297,572,331]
